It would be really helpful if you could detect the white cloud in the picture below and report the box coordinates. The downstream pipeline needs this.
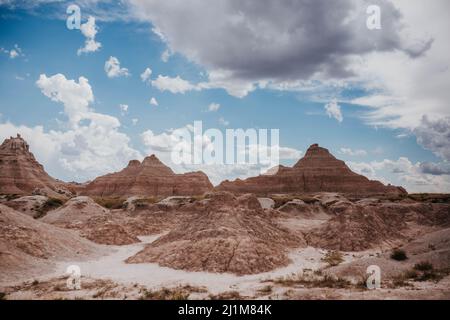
[324,100,343,123]
[119,104,129,115]
[77,16,101,55]
[414,116,450,161]
[218,117,229,126]
[161,49,171,62]
[208,103,220,112]
[140,124,302,185]
[131,118,138,125]
[36,73,93,125]
[140,67,152,82]
[104,56,130,78]
[151,75,197,94]
[149,97,158,106]
[339,148,367,157]
[0,73,141,181]
[348,157,450,193]
[1,44,23,59]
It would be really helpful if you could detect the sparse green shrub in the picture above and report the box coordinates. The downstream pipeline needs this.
[390,249,408,261]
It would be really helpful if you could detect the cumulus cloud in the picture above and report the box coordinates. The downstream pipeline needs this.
[414,116,450,161]
[419,162,450,176]
[140,124,302,185]
[348,157,450,192]
[104,56,130,78]
[119,104,129,115]
[324,100,343,123]
[128,0,430,97]
[151,75,197,94]
[77,16,101,55]
[339,148,367,156]
[140,67,152,82]
[208,103,220,112]
[218,117,229,126]
[161,49,171,62]
[149,97,158,106]
[1,44,23,59]
[1,73,141,181]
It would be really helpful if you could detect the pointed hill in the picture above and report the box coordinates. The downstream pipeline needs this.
[217,143,407,196]
[82,154,213,198]
[0,134,71,197]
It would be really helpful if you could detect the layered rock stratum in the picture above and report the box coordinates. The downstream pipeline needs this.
[126,192,302,275]
[217,143,407,196]
[0,134,71,197]
[82,155,213,198]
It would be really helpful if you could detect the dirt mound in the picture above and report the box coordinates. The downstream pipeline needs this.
[217,144,406,196]
[126,192,302,275]
[305,201,450,251]
[40,196,108,226]
[0,204,100,283]
[41,196,172,245]
[3,195,49,218]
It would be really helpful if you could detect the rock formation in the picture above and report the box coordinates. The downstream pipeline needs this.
[217,143,407,196]
[0,203,100,282]
[0,134,71,197]
[82,154,213,198]
[126,192,302,275]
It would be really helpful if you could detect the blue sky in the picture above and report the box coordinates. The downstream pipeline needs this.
[1,1,449,191]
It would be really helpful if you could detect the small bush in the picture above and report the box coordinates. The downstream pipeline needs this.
[94,197,125,209]
[34,198,65,219]
[209,291,244,300]
[140,287,190,300]
[390,249,408,261]
[322,251,344,267]
[257,285,273,294]
[414,261,433,272]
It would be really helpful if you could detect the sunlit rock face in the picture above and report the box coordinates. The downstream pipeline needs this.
[82,154,213,198]
[217,144,407,196]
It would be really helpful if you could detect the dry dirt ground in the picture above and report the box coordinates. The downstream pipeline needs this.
[1,193,450,300]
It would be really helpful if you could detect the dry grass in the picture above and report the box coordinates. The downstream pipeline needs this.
[322,251,344,267]
[93,197,126,209]
[271,272,351,289]
[140,288,189,300]
[391,263,450,286]
[209,291,245,300]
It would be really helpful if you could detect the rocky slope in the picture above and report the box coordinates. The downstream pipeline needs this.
[126,192,302,275]
[0,204,101,283]
[0,134,72,197]
[217,143,407,196]
[82,155,213,198]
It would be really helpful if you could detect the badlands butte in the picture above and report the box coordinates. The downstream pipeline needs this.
[0,134,449,300]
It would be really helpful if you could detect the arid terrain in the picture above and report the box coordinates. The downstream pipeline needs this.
[1,135,449,300]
